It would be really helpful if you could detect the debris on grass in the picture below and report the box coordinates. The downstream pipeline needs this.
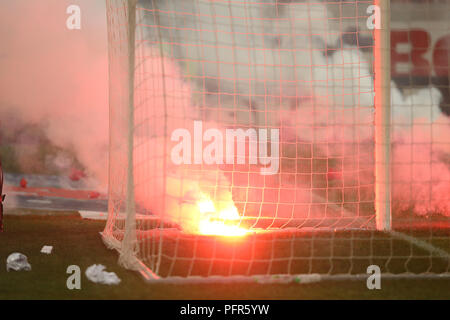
[40,245,53,254]
[85,264,121,285]
[254,274,322,284]
[6,252,31,271]
[78,211,107,220]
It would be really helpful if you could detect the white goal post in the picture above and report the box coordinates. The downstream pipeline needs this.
[374,0,391,231]
[102,0,450,282]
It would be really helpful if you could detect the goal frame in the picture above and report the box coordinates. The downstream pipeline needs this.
[102,0,450,283]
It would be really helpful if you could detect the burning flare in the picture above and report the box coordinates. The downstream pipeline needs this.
[194,193,249,237]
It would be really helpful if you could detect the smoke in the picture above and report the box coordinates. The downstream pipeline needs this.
[291,49,450,217]
[391,82,450,216]
[132,51,240,232]
[282,48,375,144]
[283,45,450,217]
[0,0,109,189]
[1,0,448,221]
[135,0,449,226]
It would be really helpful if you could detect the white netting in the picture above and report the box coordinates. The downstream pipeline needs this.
[103,0,449,280]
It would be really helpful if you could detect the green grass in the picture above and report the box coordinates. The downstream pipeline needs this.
[138,221,449,278]
[0,210,449,300]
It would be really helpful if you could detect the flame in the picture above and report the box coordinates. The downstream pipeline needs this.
[195,195,249,237]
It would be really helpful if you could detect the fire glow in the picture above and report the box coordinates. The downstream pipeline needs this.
[195,194,249,237]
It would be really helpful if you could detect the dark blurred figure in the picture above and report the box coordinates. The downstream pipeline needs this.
[0,159,4,232]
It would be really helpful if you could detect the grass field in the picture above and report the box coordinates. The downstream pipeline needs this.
[0,209,449,300]
[131,221,449,278]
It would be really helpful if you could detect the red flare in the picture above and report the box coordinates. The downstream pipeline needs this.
[69,168,86,181]
[20,178,27,188]
[88,191,100,199]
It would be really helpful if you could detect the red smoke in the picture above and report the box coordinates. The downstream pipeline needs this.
[0,0,109,189]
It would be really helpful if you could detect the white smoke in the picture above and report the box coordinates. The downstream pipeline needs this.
[391,81,450,215]
[140,0,339,124]
[0,0,109,190]
[137,0,449,220]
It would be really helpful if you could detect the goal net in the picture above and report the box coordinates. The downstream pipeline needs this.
[102,0,450,281]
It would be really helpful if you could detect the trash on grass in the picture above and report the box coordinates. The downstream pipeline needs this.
[6,253,31,271]
[40,245,53,254]
[85,264,121,285]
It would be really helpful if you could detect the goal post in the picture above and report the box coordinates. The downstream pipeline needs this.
[103,0,450,282]
[374,0,392,231]
[102,0,140,270]
[120,0,139,270]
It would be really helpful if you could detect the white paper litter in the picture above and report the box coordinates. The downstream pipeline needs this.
[40,245,53,254]
[78,211,107,220]
[85,264,121,285]
[6,253,32,272]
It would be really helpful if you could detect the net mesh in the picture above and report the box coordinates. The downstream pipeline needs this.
[103,0,450,280]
